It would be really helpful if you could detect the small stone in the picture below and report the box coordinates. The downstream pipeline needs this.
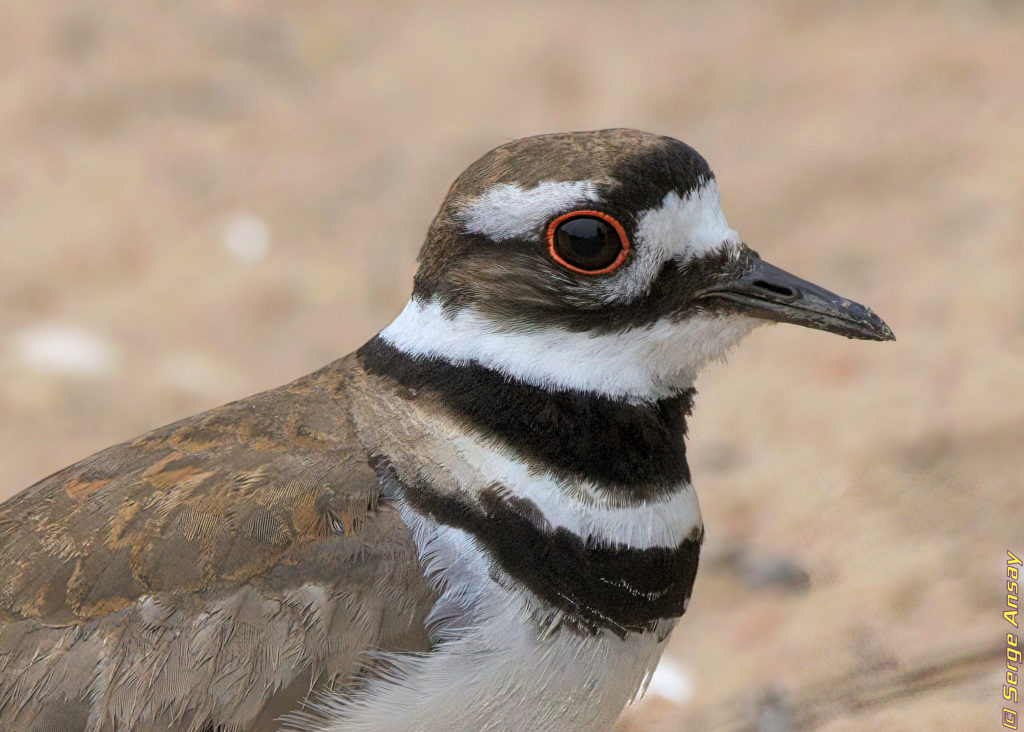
[646,655,694,704]
[10,323,117,378]
[223,212,271,264]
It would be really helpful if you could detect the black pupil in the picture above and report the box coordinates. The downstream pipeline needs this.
[553,216,622,271]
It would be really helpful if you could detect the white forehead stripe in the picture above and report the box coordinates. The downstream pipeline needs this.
[379,298,759,401]
[637,178,738,259]
[575,178,742,305]
[459,180,601,241]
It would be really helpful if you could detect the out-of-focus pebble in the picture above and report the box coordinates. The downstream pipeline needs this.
[10,324,118,378]
[223,212,271,264]
[646,655,694,704]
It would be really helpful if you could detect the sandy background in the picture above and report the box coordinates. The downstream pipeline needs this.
[1,2,1022,729]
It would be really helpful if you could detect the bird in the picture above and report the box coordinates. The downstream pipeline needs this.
[0,129,893,732]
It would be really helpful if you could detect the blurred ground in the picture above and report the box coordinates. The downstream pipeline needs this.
[1,1,1022,729]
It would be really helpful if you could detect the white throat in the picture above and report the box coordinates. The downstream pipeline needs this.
[379,298,758,402]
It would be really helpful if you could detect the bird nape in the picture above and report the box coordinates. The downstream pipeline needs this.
[0,129,892,732]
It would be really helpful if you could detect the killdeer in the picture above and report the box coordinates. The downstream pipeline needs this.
[0,129,893,731]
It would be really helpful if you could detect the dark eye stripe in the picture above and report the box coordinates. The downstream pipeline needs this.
[546,211,630,275]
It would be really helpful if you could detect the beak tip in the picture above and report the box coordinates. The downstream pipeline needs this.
[846,309,895,342]
[867,310,896,342]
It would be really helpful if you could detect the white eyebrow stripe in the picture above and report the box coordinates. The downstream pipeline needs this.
[641,178,738,258]
[592,178,742,304]
[459,180,602,241]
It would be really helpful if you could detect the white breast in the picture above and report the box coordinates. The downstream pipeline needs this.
[309,514,675,732]
[307,438,696,732]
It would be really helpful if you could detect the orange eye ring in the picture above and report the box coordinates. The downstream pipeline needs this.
[546,210,630,275]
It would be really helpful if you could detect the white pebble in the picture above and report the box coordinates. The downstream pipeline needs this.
[646,655,694,704]
[223,212,271,264]
[11,324,117,377]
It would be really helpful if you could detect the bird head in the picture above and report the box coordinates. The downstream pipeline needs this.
[383,129,893,402]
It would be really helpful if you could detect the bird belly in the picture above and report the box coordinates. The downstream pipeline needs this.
[307,537,674,732]
[305,496,687,732]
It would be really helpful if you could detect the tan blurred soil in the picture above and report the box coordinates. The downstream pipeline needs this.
[1,2,1022,729]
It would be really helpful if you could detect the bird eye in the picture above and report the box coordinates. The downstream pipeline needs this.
[547,211,630,274]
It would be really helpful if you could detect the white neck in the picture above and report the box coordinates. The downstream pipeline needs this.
[378,297,758,403]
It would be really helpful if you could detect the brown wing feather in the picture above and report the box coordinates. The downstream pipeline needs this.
[0,354,434,731]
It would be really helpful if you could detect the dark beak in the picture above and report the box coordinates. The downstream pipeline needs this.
[698,256,895,341]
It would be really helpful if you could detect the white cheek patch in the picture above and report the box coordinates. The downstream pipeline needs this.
[459,180,601,242]
[596,179,742,304]
[380,298,760,402]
